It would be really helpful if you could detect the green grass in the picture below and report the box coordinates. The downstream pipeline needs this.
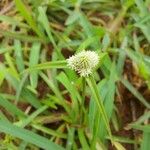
[0,0,150,149]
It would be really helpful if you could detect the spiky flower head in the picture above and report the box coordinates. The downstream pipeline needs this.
[67,50,99,77]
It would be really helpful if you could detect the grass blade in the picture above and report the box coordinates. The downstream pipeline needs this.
[14,0,44,38]
[0,96,25,118]
[15,106,48,128]
[25,60,67,72]
[0,120,64,150]
[29,42,41,88]
[14,40,25,72]
[121,78,150,109]
[141,132,150,150]
[0,30,47,43]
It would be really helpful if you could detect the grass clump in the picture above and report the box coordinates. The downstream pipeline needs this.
[0,0,150,150]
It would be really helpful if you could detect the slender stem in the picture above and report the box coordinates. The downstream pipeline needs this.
[86,75,113,143]
[79,77,86,124]
[82,77,86,105]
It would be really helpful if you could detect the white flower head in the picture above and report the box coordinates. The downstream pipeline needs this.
[67,50,99,77]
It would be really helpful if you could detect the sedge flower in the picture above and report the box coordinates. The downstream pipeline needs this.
[67,50,99,77]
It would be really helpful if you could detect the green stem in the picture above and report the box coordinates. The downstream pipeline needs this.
[86,75,113,143]
[82,77,86,101]
[79,77,86,124]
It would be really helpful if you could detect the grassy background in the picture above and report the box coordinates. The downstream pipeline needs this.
[0,0,150,149]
